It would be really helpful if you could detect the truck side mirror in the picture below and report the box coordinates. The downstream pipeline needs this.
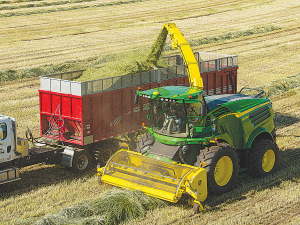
[134,94,139,105]
[0,128,3,145]
[0,128,3,140]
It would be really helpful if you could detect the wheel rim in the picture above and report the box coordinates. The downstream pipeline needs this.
[76,155,88,170]
[214,156,233,186]
[262,149,275,172]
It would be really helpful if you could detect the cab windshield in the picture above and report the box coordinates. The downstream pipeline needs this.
[149,99,202,138]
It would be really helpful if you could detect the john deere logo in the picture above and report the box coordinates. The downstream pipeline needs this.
[163,139,167,142]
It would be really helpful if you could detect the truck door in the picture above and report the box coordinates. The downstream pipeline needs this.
[0,119,13,163]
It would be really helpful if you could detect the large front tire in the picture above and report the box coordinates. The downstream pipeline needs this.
[248,139,279,178]
[195,143,239,195]
[135,133,155,154]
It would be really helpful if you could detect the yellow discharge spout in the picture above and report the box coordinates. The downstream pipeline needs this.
[163,23,203,89]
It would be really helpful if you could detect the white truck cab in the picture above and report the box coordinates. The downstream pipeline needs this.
[0,114,91,185]
[0,115,21,184]
[0,115,16,164]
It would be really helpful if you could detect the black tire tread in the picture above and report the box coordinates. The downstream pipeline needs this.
[248,139,279,178]
[135,133,155,154]
[195,143,239,195]
[70,149,92,173]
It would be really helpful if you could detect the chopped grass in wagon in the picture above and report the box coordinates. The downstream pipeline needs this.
[74,28,169,82]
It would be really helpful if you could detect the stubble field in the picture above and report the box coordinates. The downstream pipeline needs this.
[0,0,300,224]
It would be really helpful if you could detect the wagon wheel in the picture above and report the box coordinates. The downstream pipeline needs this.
[69,149,92,173]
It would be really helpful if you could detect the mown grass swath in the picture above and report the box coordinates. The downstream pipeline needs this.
[0,60,90,82]
[0,0,151,17]
[0,0,98,11]
[163,25,282,50]
[16,188,166,225]
[0,0,43,3]
[262,73,300,97]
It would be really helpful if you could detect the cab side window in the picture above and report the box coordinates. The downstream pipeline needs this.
[0,123,7,140]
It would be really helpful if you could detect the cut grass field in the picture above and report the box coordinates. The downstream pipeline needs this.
[0,0,300,224]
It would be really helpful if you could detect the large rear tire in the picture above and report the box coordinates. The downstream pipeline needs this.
[248,139,279,178]
[135,133,155,154]
[195,143,239,195]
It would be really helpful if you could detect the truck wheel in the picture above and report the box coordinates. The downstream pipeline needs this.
[248,139,279,178]
[71,150,92,173]
[135,133,155,154]
[195,143,239,195]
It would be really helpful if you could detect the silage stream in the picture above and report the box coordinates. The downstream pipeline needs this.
[74,27,169,82]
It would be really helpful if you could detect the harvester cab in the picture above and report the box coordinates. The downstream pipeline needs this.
[97,23,279,212]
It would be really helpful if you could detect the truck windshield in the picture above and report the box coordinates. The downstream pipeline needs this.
[150,99,202,138]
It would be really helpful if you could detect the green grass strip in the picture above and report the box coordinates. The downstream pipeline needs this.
[0,59,88,82]
[261,72,300,97]
[0,0,43,4]
[0,0,97,11]
[0,0,151,17]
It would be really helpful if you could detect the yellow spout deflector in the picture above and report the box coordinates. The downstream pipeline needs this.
[97,150,207,206]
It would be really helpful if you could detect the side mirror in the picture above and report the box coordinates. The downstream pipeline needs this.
[134,94,139,105]
[0,128,3,140]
